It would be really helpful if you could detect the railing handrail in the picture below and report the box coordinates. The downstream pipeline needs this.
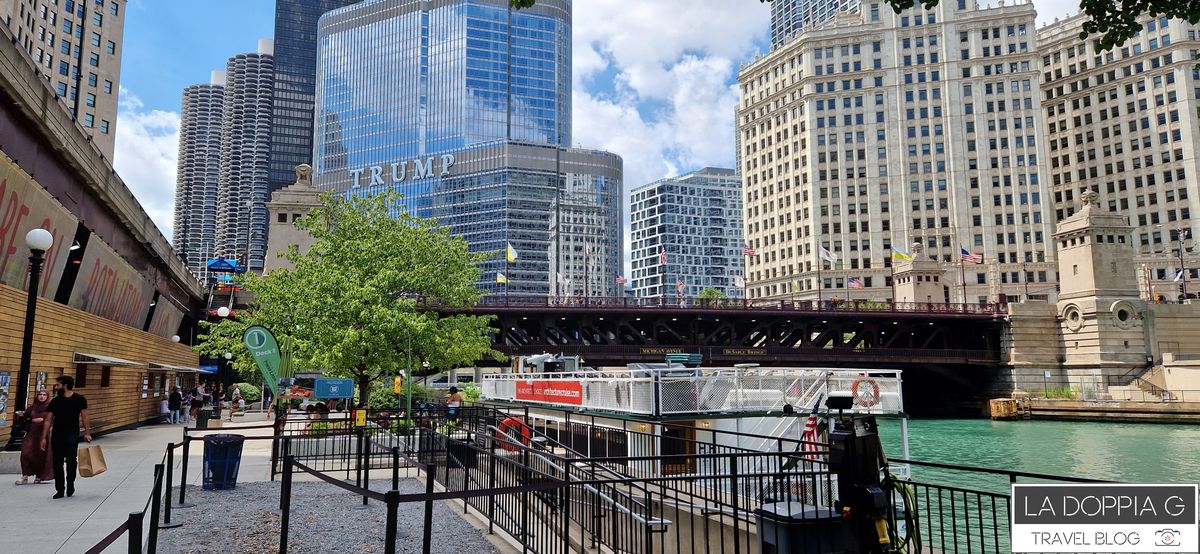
[433,294,1006,316]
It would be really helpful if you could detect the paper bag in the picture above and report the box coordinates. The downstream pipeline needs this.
[78,444,107,478]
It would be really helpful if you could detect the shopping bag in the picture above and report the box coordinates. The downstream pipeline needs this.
[77,444,107,477]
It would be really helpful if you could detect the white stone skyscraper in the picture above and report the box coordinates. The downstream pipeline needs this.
[216,39,274,273]
[739,0,1057,304]
[172,71,226,279]
[1039,13,1200,301]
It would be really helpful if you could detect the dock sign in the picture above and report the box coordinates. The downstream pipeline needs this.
[314,378,354,399]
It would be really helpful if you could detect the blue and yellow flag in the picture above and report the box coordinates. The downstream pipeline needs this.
[506,243,518,262]
[496,272,508,284]
[891,246,913,262]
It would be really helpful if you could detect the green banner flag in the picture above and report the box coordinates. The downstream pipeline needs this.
[243,325,281,396]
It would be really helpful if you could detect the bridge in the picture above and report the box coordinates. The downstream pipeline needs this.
[447,296,1007,369]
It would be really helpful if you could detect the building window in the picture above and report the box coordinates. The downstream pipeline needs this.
[90,31,100,47]
[85,92,95,107]
[58,60,69,76]
[77,365,88,387]
[92,12,102,27]
[103,80,112,94]
[277,213,287,223]
[99,120,109,134]
[106,40,115,55]
[88,52,99,66]
[100,366,111,387]
[55,82,67,96]
[110,2,119,16]
[88,72,97,86]
[83,113,94,127]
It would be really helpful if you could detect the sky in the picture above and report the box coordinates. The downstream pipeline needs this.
[113,0,1082,244]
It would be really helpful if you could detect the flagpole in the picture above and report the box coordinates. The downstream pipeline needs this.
[742,253,749,304]
[817,257,823,305]
[890,255,896,305]
[959,250,967,306]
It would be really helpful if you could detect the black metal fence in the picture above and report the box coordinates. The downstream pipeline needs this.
[88,406,1112,554]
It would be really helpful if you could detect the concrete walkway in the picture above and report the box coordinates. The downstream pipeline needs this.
[0,412,278,554]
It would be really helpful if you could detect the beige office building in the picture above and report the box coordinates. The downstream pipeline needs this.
[1039,13,1200,302]
[737,0,1056,304]
[1,0,125,159]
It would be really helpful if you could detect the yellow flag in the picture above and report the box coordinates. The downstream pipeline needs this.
[496,272,508,284]
[506,243,518,262]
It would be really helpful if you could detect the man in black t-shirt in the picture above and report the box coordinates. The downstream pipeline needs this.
[41,375,92,499]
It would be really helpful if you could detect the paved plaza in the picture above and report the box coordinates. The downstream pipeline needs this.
[0,413,277,554]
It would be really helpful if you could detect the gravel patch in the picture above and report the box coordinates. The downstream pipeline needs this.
[158,480,503,554]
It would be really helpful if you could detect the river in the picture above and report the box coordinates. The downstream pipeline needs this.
[877,418,1200,487]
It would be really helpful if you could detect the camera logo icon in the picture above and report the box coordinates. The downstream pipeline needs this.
[1155,529,1181,547]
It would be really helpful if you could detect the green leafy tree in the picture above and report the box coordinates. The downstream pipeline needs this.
[511,0,1198,52]
[196,191,503,405]
[696,287,728,306]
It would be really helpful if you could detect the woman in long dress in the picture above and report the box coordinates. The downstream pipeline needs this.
[14,389,54,485]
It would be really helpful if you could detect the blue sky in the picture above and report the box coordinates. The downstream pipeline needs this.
[112,0,1078,247]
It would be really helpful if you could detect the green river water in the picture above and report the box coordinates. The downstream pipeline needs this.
[876,418,1200,488]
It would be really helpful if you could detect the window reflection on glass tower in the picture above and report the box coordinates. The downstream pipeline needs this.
[313,0,623,297]
[770,0,860,48]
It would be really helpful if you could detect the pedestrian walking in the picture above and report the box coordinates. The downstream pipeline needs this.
[189,384,205,424]
[41,375,92,499]
[14,389,54,485]
[168,387,184,424]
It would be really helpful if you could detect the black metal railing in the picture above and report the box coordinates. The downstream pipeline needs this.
[457,294,1006,315]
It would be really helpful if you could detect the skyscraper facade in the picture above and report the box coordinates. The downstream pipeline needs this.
[770,0,860,49]
[269,0,360,195]
[313,0,572,192]
[1038,14,1200,300]
[173,71,225,279]
[739,1,1057,305]
[0,0,125,158]
[630,168,746,299]
[312,0,622,296]
[216,39,274,273]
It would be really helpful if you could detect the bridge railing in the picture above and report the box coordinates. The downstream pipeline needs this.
[470,295,1005,315]
[481,367,904,417]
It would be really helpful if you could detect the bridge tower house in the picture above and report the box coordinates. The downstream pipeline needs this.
[893,242,948,304]
[1053,189,1149,384]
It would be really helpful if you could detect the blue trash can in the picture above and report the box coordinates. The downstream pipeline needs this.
[202,434,245,490]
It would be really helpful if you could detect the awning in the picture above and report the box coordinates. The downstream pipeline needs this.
[148,363,201,373]
[73,353,143,367]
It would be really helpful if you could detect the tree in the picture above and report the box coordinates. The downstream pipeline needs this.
[696,287,728,306]
[511,0,1198,52]
[196,191,502,405]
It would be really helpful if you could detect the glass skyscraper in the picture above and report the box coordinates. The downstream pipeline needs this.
[313,0,622,297]
[270,0,361,195]
[770,0,860,48]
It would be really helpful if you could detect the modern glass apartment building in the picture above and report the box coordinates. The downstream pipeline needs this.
[313,0,572,192]
[270,0,360,195]
[312,0,622,296]
[173,71,225,279]
[770,0,860,49]
[630,168,745,299]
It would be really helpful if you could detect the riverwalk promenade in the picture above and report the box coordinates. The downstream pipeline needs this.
[0,413,277,554]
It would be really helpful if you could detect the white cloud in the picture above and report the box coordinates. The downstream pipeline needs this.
[570,0,770,270]
[112,87,180,241]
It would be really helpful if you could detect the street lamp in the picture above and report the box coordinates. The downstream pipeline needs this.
[216,306,231,318]
[4,228,54,451]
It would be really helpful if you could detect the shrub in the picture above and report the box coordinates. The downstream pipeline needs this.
[235,382,262,403]
[463,382,482,403]
[1043,386,1078,400]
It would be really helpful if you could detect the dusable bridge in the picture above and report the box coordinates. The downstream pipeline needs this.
[446,296,1007,368]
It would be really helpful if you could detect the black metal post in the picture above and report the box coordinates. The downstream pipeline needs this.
[362,432,370,506]
[280,455,294,554]
[279,439,291,511]
[391,446,400,491]
[127,511,144,554]
[4,246,46,452]
[384,490,399,554]
[487,444,497,534]
[178,435,192,507]
[356,427,364,488]
[422,463,436,554]
[148,464,163,553]
[730,455,740,554]
[161,444,181,528]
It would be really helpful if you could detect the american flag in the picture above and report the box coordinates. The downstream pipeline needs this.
[799,396,825,460]
[960,247,983,264]
[676,279,685,294]
[743,243,757,256]
[615,274,627,286]
[848,277,864,289]
[659,247,668,266]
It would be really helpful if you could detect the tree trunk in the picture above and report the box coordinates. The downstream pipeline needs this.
[356,365,370,408]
